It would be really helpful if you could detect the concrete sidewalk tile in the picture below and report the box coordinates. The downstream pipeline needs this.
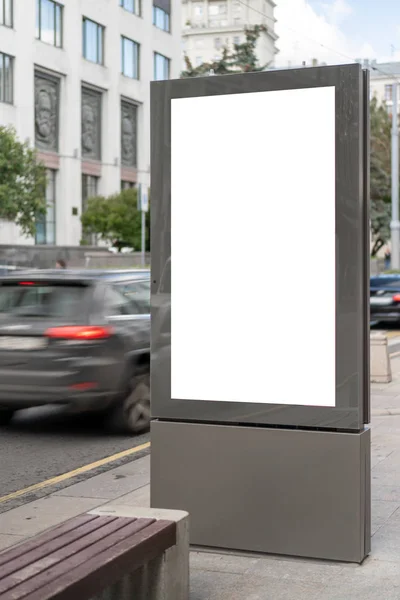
[371,500,400,535]
[0,534,26,551]
[190,569,243,600]
[190,551,259,574]
[245,556,344,585]
[0,496,103,537]
[216,576,323,600]
[54,465,149,499]
[371,525,400,561]
[108,483,150,507]
[316,559,400,599]
[371,484,400,503]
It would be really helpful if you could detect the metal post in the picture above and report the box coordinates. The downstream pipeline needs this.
[391,81,400,270]
[141,208,146,267]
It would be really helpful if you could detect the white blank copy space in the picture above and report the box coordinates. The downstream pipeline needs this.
[171,86,336,407]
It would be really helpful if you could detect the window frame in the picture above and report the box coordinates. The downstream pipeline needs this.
[0,51,13,105]
[0,0,13,28]
[119,0,141,16]
[154,51,170,82]
[121,36,140,80]
[81,173,99,245]
[35,169,56,245]
[82,17,105,65]
[36,0,63,48]
[153,5,170,33]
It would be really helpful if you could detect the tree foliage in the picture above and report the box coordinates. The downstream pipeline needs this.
[0,126,46,237]
[81,188,150,251]
[181,25,269,78]
[370,97,392,256]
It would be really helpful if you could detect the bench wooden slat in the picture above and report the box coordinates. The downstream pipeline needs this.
[0,515,98,568]
[0,517,157,600]
[0,517,135,593]
[18,520,176,600]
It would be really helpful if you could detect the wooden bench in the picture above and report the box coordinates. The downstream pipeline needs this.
[0,514,177,600]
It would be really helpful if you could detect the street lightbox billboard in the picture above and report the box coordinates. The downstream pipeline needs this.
[171,86,336,407]
[151,64,370,431]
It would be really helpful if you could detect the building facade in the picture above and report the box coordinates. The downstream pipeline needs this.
[367,60,400,111]
[0,0,181,246]
[181,0,278,71]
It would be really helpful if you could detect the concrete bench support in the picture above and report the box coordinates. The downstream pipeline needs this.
[89,507,189,600]
[370,332,392,383]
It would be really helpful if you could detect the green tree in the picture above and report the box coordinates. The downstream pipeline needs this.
[0,126,46,237]
[81,188,150,251]
[370,97,392,256]
[181,25,269,78]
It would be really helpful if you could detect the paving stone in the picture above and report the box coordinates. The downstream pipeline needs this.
[371,500,400,535]
[215,575,323,600]
[190,569,242,600]
[245,555,343,585]
[191,551,259,574]
[0,534,25,552]
[108,484,150,507]
[0,496,103,536]
[54,456,150,499]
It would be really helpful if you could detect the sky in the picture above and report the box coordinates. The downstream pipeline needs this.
[274,0,400,67]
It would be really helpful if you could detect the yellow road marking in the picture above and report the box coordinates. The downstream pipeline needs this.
[0,441,150,505]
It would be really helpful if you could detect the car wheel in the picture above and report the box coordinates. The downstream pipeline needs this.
[113,373,150,434]
[0,409,14,426]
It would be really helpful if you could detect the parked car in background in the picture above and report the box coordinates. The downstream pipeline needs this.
[0,269,150,433]
[370,275,400,325]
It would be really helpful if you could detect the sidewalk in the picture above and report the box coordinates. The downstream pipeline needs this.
[2,366,400,599]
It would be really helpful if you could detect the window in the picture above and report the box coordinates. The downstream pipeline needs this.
[0,0,12,26]
[214,37,221,49]
[36,0,62,47]
[0,52,13,104]
[195,56,202,66]
[153,5,170,32]
[105,286,136,316]
[36,169,56,245]
[209,4,219,15]
[82,174,99,244]
[194,3,203,16]
[121,181,136,190]
[117,280,150,314]
[119,0,140,16]
[154,52,170,81]
[233,36,240,45]
[0,284,88,320]
[121,36,140,79]
[83,17,104,65]
[385,84,393,102]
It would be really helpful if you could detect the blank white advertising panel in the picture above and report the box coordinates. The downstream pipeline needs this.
[171,86,336,407]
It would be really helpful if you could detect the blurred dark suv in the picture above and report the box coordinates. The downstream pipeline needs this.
[0,270,150,433]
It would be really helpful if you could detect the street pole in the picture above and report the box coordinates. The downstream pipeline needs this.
[391,81,400,270]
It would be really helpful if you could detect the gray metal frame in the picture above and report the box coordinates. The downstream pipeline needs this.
[151,64,370,432]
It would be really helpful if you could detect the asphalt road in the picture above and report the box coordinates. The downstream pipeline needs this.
[0,406,150,505]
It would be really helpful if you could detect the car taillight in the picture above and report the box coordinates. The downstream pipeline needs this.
[45,326,113,340]
[393,294,400,302]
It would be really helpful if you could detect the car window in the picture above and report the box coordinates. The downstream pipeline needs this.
[0,284,87,319]
[121,281,150,315]
[104,286,135,316]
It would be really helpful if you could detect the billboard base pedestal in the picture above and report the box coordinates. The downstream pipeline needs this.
[151,420,370,563]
